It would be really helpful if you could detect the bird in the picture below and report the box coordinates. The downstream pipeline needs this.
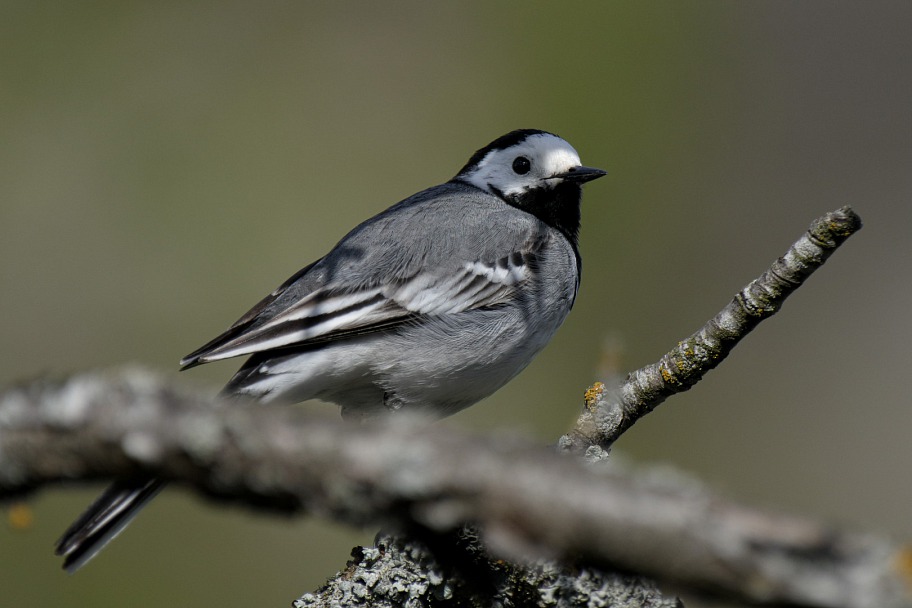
[55,128,606,572]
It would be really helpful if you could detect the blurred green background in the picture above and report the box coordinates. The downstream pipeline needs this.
[1,2,910,607]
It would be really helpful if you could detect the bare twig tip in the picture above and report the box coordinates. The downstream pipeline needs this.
[809,207,863,247]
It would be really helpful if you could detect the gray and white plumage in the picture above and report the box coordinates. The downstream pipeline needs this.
[55,129,606,571]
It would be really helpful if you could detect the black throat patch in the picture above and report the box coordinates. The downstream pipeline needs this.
[490,181,583,251]
[488,181,583,281]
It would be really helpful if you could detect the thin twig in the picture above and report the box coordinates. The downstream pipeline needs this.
[559,206,863,456]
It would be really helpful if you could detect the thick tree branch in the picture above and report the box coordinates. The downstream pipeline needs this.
[0,367,909,607]
[560,206,863,456]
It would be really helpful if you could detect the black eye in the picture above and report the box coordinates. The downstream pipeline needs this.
[512,156,531,175]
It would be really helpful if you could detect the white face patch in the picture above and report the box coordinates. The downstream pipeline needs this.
[461,133,583,197]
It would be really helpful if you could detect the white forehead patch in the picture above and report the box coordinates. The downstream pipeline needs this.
[462,133,583,197]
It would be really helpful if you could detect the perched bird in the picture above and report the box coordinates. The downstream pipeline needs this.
[55,128,606,571]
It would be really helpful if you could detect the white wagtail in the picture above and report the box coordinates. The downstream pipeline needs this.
[55,129,606,571]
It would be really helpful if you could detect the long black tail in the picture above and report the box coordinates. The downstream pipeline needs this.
[55,478,166,573]
[55,385,247,571]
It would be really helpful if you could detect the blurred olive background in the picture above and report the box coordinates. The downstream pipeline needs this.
[1,2,910,607]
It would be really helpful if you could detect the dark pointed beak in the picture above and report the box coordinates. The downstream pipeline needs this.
[551,165,607,184]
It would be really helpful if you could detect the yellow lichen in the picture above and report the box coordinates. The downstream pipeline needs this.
[7,503,33,530]
[583,382,605,411]
[895,545,912,591]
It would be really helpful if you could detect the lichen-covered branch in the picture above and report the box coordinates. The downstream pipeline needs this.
[560,207,863,456]
[293,532,681,608]
[1,368,909,607]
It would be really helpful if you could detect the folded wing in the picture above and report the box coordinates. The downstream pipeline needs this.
[180,246,539,368]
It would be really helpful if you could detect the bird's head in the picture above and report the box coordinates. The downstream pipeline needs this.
[453,129,606,246]
[454,129,606,201]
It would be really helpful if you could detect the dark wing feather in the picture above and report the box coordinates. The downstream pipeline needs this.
[180,259,321,369]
